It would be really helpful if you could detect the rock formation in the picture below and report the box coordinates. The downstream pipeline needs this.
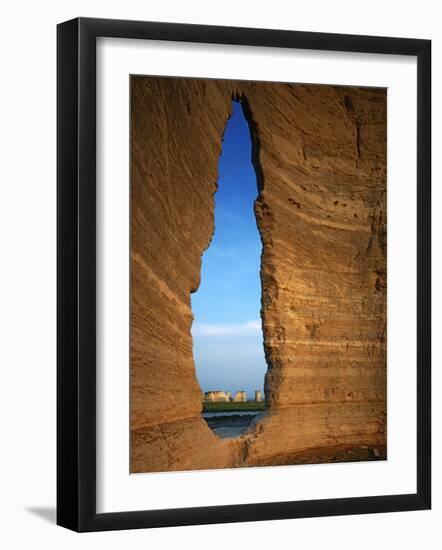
[234,391,247,403]
[204,391,230,403]
[130,76,387,472]
[255,391,262,402]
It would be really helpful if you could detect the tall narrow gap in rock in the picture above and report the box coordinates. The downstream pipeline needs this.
[191,99,267,438]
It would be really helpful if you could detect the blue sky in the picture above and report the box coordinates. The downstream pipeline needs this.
[191,101,267,398]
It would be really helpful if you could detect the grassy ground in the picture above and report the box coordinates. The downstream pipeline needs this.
[203,401,265,412]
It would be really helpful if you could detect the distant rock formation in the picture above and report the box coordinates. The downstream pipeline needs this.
[255,391,262,402]
[234,391,247,402]
[204,391,230,403]
[130,76,387,472]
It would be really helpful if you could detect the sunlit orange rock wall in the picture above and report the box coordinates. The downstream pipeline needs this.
[130,76,386,472]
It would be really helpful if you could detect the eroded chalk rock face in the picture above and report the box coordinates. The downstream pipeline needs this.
[130,76,386,472]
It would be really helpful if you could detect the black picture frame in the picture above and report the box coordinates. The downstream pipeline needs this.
[57,17,431,532]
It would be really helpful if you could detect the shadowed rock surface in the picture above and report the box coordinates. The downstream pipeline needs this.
[130,76,387,473]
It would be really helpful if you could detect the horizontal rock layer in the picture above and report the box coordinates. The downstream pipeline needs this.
[130,76,386,472]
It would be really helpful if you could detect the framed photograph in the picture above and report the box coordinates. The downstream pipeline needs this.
[57,17,431,531]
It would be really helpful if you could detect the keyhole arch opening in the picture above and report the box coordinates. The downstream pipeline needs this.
[191,96,268,438]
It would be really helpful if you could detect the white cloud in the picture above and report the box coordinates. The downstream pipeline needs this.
[192,319,261,336]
